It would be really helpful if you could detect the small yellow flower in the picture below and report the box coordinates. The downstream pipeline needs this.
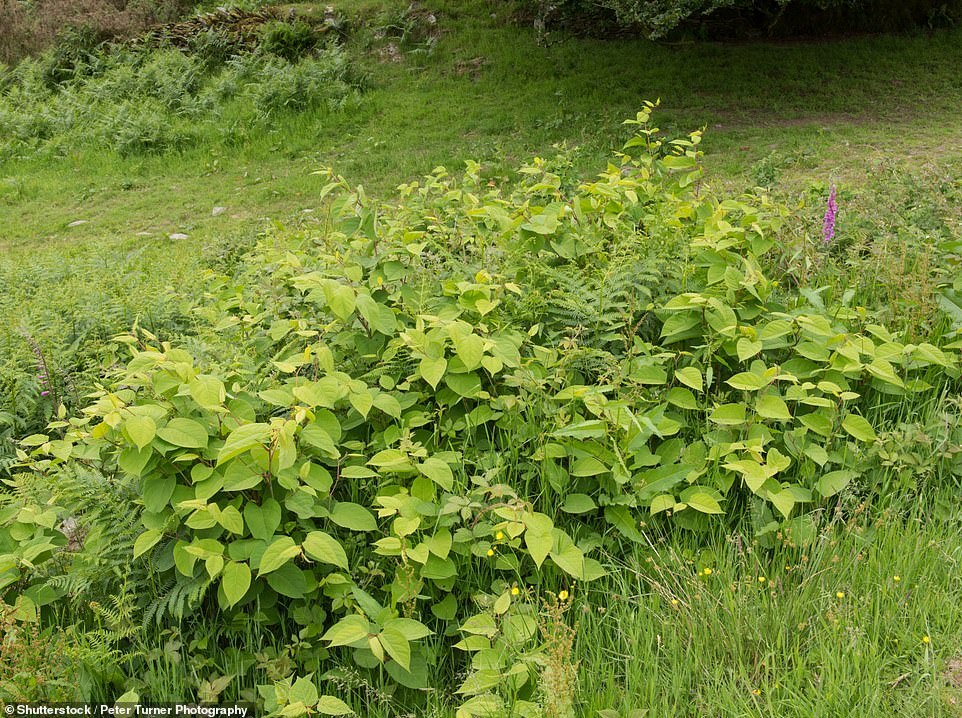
[922,635,930,644]
[836,591,845,599]
[893,575,901,582]
[752,689,761,696]
[671,599,679,606]
[495,531,504,541]
[703,567,713,576]
[558,589,569,601]
[486,549,494,557]
[758,576,766,583]
[511,586,520,596]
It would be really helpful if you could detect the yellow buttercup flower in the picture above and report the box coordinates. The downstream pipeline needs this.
[703,567,713,576]
[836,591,845,599]
[758,576,766,583]
[558,589,569,601]
[511,586,520,596]
[495,531,504,540]
[893,575,901,582]
[486,549,494,557]
[671,599,679,606]
[922,635,930,644]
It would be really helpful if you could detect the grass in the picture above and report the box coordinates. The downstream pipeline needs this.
[2,1,962,715]
[2,1,962,248]
[577,504,962,717]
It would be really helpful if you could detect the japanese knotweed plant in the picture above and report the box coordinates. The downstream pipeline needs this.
[9,105,962,714]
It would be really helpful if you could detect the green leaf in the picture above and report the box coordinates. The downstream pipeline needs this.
[709,403,746,425]
[383,617,433,641]
[330,502,378,532]
[322,614,371,647]
[125,415,156,450]
[736,337,763,361]
[549,529,584,579]
[218,506,244,535]
[755,394,791,421]
[650,494,675,515]
[799,411,834,437]
[419,457,454,491]
[522,512,554,568]
[258,536,300,576]
[221,561,251,607]
[685,492,724,515]
[157,418,209,449]
[349,389,373,418]
[726,372,766,391]
[842,414,877,442]
[372,393,402,419]
[315,696,354,716]
[816,470,857,498]
[290,677,319,708]
[325,282,356,320]
[666,387,698,410]
[419,357,447,389]
[244,499,281,541]
[770,489,796,519]
[142,475,176,512]
[217,423,270,465]
[133,529,163,559]
[378,625,411,671]
[303,531,349,571]
[570,456,608,476]
[189,375,226,409]
[355,293,396,335]
[454,333,485,371]
[266,563,308,598]
[604,505,644,542]
[445,372,482,398]
[675,367,703,392]
[561,493,596,514]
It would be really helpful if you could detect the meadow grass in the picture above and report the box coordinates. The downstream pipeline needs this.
[2,0,962,247]
[2,1,962,714]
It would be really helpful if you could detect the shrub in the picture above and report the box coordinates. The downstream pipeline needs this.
[258,20,320,62]
[8,107,961,712]
[534,0,962,38]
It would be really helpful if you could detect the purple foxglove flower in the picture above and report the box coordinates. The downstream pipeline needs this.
[822,184,837,244]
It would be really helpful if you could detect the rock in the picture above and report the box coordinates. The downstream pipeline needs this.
[212,206,227,216]
[169,233,189,240]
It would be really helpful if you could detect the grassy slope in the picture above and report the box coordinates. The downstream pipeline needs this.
[2,2,962,715]
[2,0,961,250]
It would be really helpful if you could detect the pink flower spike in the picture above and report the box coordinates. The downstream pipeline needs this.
[822,184,837,244]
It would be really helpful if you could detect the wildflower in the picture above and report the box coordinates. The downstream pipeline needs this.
[703,567,713,576]
[836,591,845,599]
[486,549,494,557]
[922,636,930,644]
[822,184,837,244]
[495,531,504,541]
[558,589,569,601]
[511,586,520,596]
[893,575,901,582]
[671,599,679,606]
[758,576,766,583]
[752,689,761,696]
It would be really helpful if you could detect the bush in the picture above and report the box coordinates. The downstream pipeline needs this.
[7,107,961,711]
[258,20,320,62]
[536,0,962,38]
